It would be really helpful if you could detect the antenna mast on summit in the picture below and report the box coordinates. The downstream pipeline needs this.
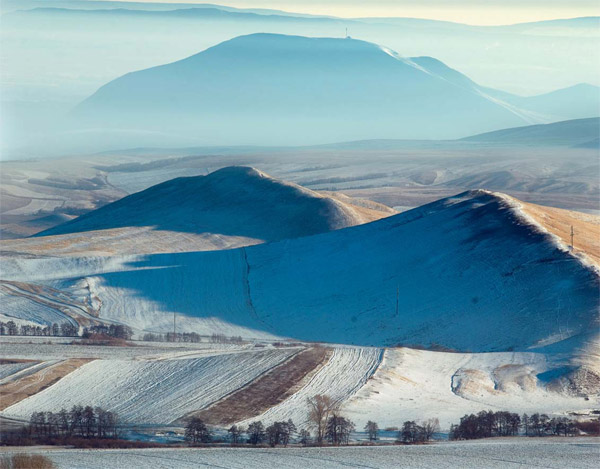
[570,225,575,249]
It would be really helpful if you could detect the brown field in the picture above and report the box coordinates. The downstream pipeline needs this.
[186,346,333,425]
[0,359,93,410]
[520,201,600,265]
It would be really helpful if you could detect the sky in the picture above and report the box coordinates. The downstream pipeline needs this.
[117,0,600,25]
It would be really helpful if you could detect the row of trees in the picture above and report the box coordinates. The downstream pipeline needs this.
[141,332,244,344]
[83,325,133,340]
[397,419,440,444]
[449,411,584,440]
[0,321,78,337]
[0,321,133,340]
[523,413,580,437]
[185,395,439,447]
[142,332,203,343]
[1,321,246,343]
[210,333,244,344]
[28,406,119,440]
[185,419,300,447]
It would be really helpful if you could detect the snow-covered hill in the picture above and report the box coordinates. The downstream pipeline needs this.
[22,166,392,254]
[71,33,569,147]
[2,190,597,355]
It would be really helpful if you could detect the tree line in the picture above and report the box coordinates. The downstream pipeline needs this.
[449,410,594,440]
[29,406,119,439]
[141,332,244,344]
[0,321,78,337]
[83,325,133,340]
[0,321,133,340]
[183,395,442,447]
[0,406,120,446]
[142,332,202,343]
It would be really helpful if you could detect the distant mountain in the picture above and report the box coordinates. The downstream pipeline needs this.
[410,57,600,121]
[72,33,553,146]
[70,33,598,147]
[36,166,393,249]
[514,84,600,120]
[0,0,327,17]
[16,6,335,23]
[462,117,600,147]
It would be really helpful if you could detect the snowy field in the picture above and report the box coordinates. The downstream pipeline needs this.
[0,337,255,360]
[3,348,298,424]
[242,347,382,427]
[0,361,35,381]
[344,348,599,428]
[4,438,598,469]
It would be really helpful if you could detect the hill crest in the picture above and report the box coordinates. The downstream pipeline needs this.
[34,166,394,246]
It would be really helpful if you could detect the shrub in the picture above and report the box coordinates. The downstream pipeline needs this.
[1,454,55,469]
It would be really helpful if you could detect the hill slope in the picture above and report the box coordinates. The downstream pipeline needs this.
[412,57,600,122]
[3,190,597,354]
[72,33,545,145]
[33,166,393,251]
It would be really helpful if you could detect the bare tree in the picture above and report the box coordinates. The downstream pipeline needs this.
[306,394,337,445]
[299,429,311,446]
[227,424,244,445]
[247,421,265,445]
[185,418,212,444]
[364,420,379,441]
[421,418,440,441]
[265,422,282,447]
[398,421,424,444]
[282,419,296,446]
[326,413,355,445]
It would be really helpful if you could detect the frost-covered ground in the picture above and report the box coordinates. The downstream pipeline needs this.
[241,347,382,427]
[3,348,298,424]
[0,361,34,381]
[343,348,599,429]
[4,438,598,469]
[2,343,595,430]
[0,337,257,360]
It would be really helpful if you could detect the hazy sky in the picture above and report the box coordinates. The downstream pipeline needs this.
[121,0,600,25]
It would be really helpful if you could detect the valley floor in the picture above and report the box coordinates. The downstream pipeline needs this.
[2,437,598,469]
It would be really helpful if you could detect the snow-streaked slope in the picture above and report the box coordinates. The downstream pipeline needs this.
[25,166,392,254]
[518,199,600,267]
[411,57,600,123]
[1,190,598,353]
[343,347,599,429]
[239,347,382,427]
[0,361,36,382]
[72,34,541,146]
[3,227,261,257]
[245,190,599,350]
[0,292,76,328]
[3,348,298,424]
